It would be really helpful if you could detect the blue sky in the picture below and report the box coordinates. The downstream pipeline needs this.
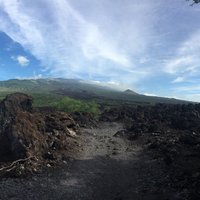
[0,0,200,101]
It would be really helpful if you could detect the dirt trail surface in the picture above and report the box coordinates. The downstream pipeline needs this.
[0,122,174,200]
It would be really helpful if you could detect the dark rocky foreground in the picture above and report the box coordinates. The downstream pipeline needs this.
[0,93,79,176]
[103,104,200,199]
[0,122,173,200]
[0,94,200,199]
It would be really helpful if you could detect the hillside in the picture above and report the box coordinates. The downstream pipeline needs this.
[0,78,189,106]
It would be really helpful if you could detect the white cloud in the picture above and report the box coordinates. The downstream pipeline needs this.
[164,30,200,78]
[163,29,200,101]
[144,93,157,97]
[165,56,196,74]
[15,74,42,80]
[16,55,29,66]
[183,94,200,102]
[169,84,200,102]
[0,0,158,84]
[3,0,199,103]
[84,80,129,91]
[174,85,200,92]
[80,24,130,67]
[172,93,200,103]
[11,55,29,66]
[172,76,185,83]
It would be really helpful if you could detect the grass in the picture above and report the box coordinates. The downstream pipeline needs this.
[31,93,63,107]
[54,96,101,118]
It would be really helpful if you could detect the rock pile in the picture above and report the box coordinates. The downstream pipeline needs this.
[145,130,200,200]
[0,93,78,176]
[102,103,200,132]
[106,103,200,199]
[71,112,98,128]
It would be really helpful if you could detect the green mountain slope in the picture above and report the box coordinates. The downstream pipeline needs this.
[0,78,189,106]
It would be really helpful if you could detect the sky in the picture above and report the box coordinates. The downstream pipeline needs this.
[0,0,200,101]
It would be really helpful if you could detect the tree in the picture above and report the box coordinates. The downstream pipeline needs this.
[188,0,200,6]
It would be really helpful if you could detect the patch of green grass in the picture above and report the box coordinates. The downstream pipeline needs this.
[31,93,63,107]
[55,96,101,118]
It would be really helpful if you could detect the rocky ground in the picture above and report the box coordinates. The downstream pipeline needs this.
[102,104,200,199]
[0,122,175,200]
[0,94,200,199]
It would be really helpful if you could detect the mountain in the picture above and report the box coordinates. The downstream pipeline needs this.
[0,78,189,106]
[123,89,138,95]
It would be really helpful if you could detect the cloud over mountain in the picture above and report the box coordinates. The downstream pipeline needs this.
[0,0,200,101]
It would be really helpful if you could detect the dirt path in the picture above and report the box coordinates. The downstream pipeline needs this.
[0,122,174,200]
[77,122,141,160]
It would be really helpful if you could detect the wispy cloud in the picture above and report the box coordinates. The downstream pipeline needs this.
[15,73,43,80]
[84,80,129,91]
[172,76,185,83]
[144,93,157,97]
[182,94,200,102]
[0,0,158,85]
[174,85,200,93]
[164,30,200,78]
[1,0,200,102]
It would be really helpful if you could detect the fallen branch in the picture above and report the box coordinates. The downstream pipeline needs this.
[0,155,38,172]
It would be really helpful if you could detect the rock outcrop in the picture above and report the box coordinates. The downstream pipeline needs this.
[0,93,78,175]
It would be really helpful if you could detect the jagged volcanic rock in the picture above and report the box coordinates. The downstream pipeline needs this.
[106,103,200,199]
[0,93,78,175]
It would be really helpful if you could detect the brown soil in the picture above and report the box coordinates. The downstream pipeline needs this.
[0,122,176,200]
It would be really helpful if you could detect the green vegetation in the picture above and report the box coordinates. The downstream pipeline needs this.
[32,93,63,107]
[0,78,190,106]
[55,97,101,118]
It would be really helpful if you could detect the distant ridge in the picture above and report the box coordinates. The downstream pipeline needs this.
[124,89,138,95]
[0,78,190,105]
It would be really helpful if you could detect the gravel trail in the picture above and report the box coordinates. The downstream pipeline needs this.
[0,122,174,200]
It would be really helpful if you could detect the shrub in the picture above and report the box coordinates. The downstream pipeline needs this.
[55,97,101,118]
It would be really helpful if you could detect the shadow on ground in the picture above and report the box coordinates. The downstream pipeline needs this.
[0,154,175,200]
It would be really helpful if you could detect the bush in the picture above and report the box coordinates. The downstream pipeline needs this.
[55,97,101,118]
